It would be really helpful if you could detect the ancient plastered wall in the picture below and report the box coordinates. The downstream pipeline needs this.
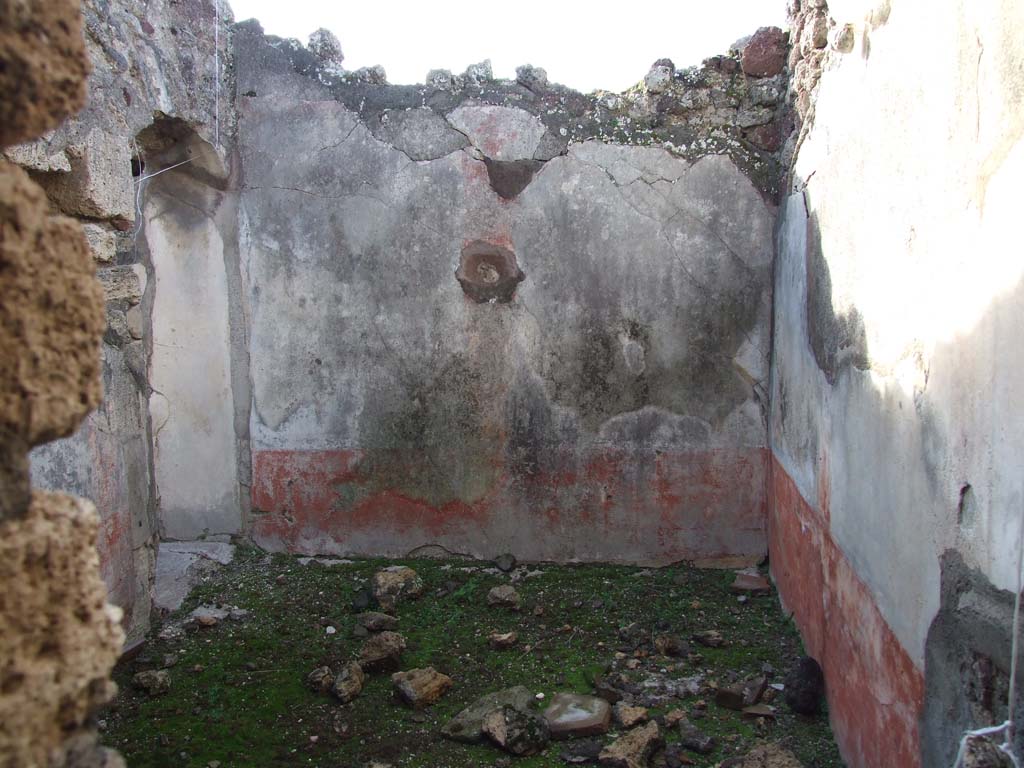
[0,2,124,765]
[769,0,1024,765]
[236,26,779,566]
[15,0,239,642]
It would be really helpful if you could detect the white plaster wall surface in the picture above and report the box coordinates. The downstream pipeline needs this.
[147,179,240,539]
[774,0,1024,663]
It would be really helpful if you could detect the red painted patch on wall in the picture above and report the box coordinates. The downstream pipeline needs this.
[769,455,924,768]
[251,447,769,566]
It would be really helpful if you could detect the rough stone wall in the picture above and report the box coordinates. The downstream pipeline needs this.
[235,23,784,566]
[12,0,238,643]
[0,2,124,765]
[769,0,1024,765]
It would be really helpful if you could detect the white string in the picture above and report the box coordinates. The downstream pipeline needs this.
[953,502,1024,767]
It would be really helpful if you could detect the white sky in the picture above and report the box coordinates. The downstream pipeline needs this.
[226,1,788,93]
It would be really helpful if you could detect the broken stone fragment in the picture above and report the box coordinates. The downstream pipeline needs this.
[352,65,387,84]
[132,670,170,696]
[731,573,772,595]
[515,64,548,92]
[358,631,406,669]
[693,630,725,648]
[425,69,454,89]
[307,666,334,693]
[678,717,716,754]
[494,552,517,573]
[488,630,518,649]
[463,59,493,85]
[371,566,424,611]
[742,704,777,719]
[613,702,648,729]
[598,720,663,768]
[726,743,804,767]
[783,656,824,715]
[561,739,605,764]
[441,686,534,743]
[487,584,521,610]
[715,682,747,711]
[653,633,688,657]
[331,661,365,704]
[644,59,675,93]
[544,692,611,739]
[356,611,399,632]
[741,27,788,78]
[743,676,768,706]
[482,705,551,756]
[391,667,453,709]
[307,28,343,67]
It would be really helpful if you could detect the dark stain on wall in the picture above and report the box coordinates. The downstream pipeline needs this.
[920,550,1024,766]
[804,208,869,384]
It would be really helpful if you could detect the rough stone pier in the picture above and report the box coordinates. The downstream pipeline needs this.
[1,0,1022,766]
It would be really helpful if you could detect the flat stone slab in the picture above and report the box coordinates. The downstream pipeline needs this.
[544,692,611,739]
[441,686,534,743]
[154,541,235,611]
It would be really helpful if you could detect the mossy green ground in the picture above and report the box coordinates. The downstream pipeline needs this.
[103,547,842,767]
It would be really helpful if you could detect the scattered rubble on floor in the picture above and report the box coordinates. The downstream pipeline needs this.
[103,552,841,767]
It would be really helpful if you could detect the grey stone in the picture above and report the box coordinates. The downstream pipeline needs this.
[358,631,406,669]
[677,717,715,754]
[544,693,611,739]
[153,542,235,612]
[356,611,399,631]
[425,69,454,89]
[494,553,517,572]
[482,705,550,756]
[441,686,534,743]
[307,29,343,67]
[331,661,365,704]
[371,566,424,611]
[515,64,548,91]
[462,59,493,85]
[375,108,468,161]
[446,105,545,161]
[96,265,145,305]
[132,670,170,696]
[352,65,387,84]
[487,584,521,610]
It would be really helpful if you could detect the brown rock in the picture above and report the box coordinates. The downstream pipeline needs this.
[730,743,804,767]
[664,709,687,727]
[0,0,90,146]
[599,721,663,768]
[371,566,424,611]
[330,661,365,704]
[715,683,747,711]
[731,573,772,595]
[489,630,518,649]
[613,702,649,729]
[132,669,170,696]
[0,162,104,520]
[0,493,123,765]
[307,666,334,693]
[359,631,406,669]
[693,630,725,648]
[654,633,688,657]
[741,27,788,78]
[483,705,550,756]
[356,611,399,632]
[487,584,521,609]
[391,667,453,708]
[742,704,777,719]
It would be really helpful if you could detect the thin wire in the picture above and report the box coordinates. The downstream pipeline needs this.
[214,0,220,146]
[953,502,1024,767]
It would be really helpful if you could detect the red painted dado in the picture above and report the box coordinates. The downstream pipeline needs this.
[769,455,925,768]
[250,447,769,566]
